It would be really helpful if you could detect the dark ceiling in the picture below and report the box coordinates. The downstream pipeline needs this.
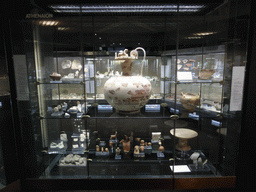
[29,0,231,52]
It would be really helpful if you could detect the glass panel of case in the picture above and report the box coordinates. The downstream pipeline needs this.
[19,1,248,182]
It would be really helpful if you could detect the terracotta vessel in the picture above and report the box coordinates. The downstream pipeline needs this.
[104,47,151,114]
[199,69,215,80]
[180,92,200,112]
[159,146,164,152]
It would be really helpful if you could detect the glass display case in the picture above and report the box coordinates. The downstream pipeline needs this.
[15,0,250,190]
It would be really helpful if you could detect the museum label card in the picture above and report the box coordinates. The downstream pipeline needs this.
[230,66,245,111]
[177,72,193,81]
[170,165,191,173]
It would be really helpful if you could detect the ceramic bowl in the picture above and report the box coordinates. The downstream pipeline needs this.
[199,69,215,80]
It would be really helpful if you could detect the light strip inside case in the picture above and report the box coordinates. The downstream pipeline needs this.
[49,4,205,13]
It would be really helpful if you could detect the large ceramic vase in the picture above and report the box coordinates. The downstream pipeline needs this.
[104,47,151,114]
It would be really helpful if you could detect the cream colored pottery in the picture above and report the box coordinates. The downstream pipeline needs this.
[104,47,151,114]
[199,69,215,80]
[170,128,198,151]
[180,92,200,112]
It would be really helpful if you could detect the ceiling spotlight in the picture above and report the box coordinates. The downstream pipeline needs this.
[39,21,59,26]
[58,27,70,30]
[193,32,216,36]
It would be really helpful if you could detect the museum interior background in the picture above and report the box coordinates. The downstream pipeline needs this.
[1,0,256,191]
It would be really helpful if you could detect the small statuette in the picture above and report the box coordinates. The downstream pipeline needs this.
[105,148,109,152]
[101,147,104,153]
[73,144,78,148]
[115,147,121,155]
[120,135,131,152]
[110,131,118,140]
[96,145,100,152]
[147,142,151,146]
[134,145,140,154]
[140,146,145,152]
[140,140,145,146]
[109,141,113,147]
[129,132,134,141]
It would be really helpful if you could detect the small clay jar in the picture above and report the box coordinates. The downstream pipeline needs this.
[140,146,145,152]
[148,142,151,146]
[159,146,164,152]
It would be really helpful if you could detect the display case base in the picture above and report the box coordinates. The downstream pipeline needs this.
[188,164,211,172]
